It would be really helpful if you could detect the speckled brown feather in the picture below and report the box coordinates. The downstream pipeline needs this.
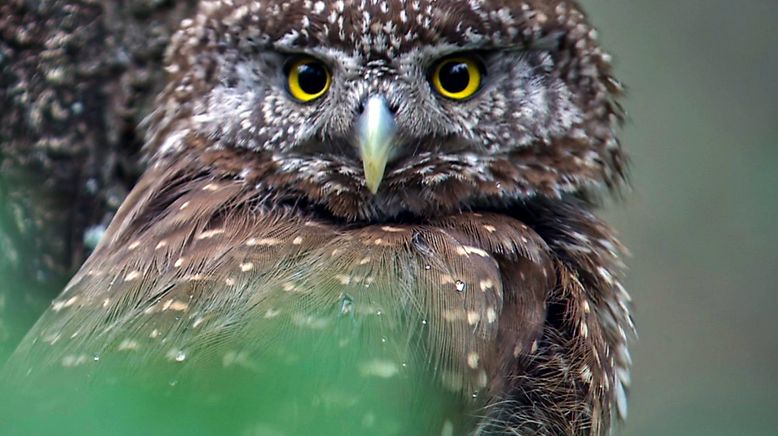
[6,1,633,434]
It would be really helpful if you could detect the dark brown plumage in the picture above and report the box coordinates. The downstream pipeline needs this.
[5,1,633,434]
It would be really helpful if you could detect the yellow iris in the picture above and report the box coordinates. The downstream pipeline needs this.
[287,58,331,102]
[431,57,482,100]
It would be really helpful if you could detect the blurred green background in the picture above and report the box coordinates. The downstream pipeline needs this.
[584,0,778,434]
[2,0,777,434]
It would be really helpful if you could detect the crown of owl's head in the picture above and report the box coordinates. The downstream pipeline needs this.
[145,0,625,221]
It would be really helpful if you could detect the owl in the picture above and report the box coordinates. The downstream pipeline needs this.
[3,0,633,434]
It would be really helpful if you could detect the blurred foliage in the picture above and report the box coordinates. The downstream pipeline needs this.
[0,173,464,434]
[0,175,67,362]
[0,319,465,435]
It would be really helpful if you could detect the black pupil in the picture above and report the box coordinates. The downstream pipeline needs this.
[440,61,471,93]
[297,62,327,94]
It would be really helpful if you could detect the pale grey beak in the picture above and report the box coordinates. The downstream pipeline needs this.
[357,96,396,194]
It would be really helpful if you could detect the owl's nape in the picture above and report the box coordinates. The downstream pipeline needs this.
[2,0,633,435]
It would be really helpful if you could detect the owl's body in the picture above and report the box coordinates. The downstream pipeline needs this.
[5,1,633,434]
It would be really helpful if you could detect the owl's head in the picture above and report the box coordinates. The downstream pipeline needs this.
[147,0,625,221]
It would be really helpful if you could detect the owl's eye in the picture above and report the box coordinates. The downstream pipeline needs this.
[430,56,484,100]
[285,57,331,102]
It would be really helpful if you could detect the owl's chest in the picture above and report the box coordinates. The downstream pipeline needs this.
[161,212,549,386]
[35,211,551,408]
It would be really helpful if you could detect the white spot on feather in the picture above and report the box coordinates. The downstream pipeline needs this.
[124,271,141,282]
[467,352,480,369]
[479,279,494,291]
[197,229,225,239]
[359,359,399,379]
[118,339,140,351]
[486,307,497,323]
[455,246,489,257]
[246,237,282,246]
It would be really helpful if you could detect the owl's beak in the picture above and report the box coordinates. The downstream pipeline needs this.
[357,96,396,194]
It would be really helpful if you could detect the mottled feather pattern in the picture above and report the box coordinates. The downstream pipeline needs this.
[5,0,633,434]
[18,158,550,398]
